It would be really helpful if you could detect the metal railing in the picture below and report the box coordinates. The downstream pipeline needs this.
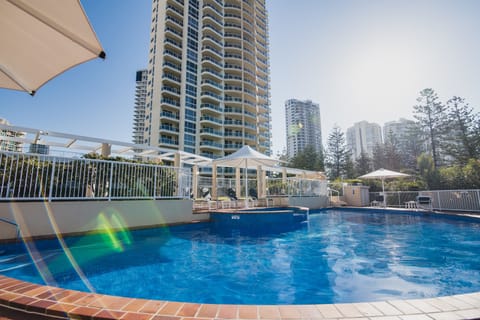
[369,190,480,212]
[0,151,191,201]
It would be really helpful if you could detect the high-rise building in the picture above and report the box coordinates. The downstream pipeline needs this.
[143,0,271,158]
[346,121,382,160]
[0,118,25,152]
[133,69,148,145]
[383,118,415,144]
[285,99,322,159]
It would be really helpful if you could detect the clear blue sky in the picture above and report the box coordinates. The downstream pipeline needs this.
[1,0,480,156]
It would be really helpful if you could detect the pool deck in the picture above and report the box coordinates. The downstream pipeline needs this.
[1,275,480,319]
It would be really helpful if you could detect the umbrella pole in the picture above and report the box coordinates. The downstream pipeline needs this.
[382,178,386,207]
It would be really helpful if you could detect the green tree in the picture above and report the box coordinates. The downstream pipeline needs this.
[325,126,349,180]
[401,123,425,170]
[371,143,385,170]
[413,88,447,168]
[354,151,372,176]
[443,96,479,164]
[383,131,402,170]
[417,153,440,190]
[288,144,324,171]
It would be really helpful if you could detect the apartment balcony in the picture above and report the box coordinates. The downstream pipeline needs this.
[164,26,183,41]
[168,0,184,8]
[202,35,223,50]
[164,37,182,50]
[201,67,223,81]
[202,45,223,59]
[200,152,222,160]
[244,121,257,132]
[160,111,180,121]
[201,91,223,103]
[224,3,241,10]
[224,22,241,31]
[200,115,223,126]
[200,127,223,138]
[224,53,242,62]
[224,131,243,139]
[202,13,223,29]
[203,3,223,19]
[161,97,180,108]
[166,5,183,19]
[162,72,181,85]
[162,61,182,73]
[160,124,180,134]
[162,85,180,97]
[160,137,179,146]
[201,79,222,93]
[224,95,242,105]
[224,13,241,21]
[224,142,244,150]
[200,140,223,150]
[224,84,242,94]
[203,24,223,38]
[224,73,242,85]
[200,103,223,114]
[224,119,243,128]
[201,56,223,69]
[165,15,183,28]
[225,32,242,42]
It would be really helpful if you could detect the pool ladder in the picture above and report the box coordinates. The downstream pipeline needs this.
[0,217,20,239]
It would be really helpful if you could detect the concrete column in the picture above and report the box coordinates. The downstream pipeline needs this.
[282,168,287,195]
[192,165,198,199]
[174,152,181,196]
[235,167,241,198]
[261,169,267,198]
[101,143,111,157]
[256,165,262,198]
[212,164,217,199]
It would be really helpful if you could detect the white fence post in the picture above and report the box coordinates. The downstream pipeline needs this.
[48,159,56,202]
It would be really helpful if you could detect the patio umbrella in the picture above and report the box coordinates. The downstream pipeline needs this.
[213,145,280,208]
[358,168,410,206]
[0,0,106,95]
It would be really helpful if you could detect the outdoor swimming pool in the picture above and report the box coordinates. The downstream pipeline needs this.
[1,208,480,305]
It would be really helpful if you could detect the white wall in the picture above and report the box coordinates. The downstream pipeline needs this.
[288,196,329,209]
[0,200,207,241]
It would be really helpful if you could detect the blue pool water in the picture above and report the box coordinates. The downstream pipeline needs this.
[1,209,480,305]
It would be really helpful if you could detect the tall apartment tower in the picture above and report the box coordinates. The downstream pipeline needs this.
[383,118,415,143]
[143,0,271,158]
[285,99,322,159]
[346,121,382,161]
[133,69,148,145]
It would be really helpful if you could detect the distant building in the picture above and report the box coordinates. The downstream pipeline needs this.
[29,143,50,155]
[132,69,148,145]
[383,118,415,144]
[285,99,322,159]
[346,121,382,160]
[0,118,25,152]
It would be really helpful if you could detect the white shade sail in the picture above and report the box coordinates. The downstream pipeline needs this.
[213,145,280,208]
[213,145,280,168]
[0,0,105,95]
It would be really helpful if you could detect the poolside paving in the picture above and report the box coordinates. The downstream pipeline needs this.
[1,275,480,319]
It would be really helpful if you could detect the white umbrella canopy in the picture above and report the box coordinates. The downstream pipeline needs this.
[358,168,410,206]
[213,145,281,207]
[0,0,105,95]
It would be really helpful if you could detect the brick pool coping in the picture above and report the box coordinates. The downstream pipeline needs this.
[1,275,480,319]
